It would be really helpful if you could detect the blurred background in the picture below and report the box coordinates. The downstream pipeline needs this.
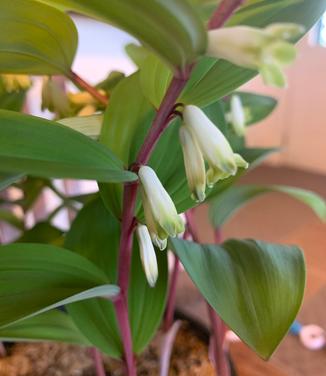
[1,12,326,376]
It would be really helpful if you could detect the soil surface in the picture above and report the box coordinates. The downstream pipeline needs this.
[0,322,215,375]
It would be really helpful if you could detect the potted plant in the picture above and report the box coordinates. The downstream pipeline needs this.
[0,0,325,375]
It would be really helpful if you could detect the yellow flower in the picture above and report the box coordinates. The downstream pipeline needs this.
[1,74,31,92]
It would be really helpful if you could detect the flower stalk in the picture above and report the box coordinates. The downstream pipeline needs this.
[68,70,108,106]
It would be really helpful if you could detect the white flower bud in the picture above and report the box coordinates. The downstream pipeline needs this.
[230,95,246,137]
[139,166,184,238]
[206,23,304,88]
[183,105,237,176]
[179,126,206,202]
[136,224,158,287]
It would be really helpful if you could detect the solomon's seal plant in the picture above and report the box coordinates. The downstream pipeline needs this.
[0,1,325,376]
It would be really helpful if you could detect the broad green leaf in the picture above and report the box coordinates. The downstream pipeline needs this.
[0,0,77,75]
[0,243,119,328]
[139,54,173,108]
[99,73,153,218]
[16,222,63,245]
[0,110,136,183]
[125,43,150,68]
[38,0,207,70]
[209,185,326,228]
[58,114,103,140]
[181,0,326,106]
[65,198,168,358]
[0,172,24,192]
[0,310,90,346]
[170,238,305,359]
[224,92,277,126]
[100,74,152,165]
[240,147,279,169]
[0,209,24,230]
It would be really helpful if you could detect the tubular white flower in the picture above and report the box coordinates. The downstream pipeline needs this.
[139,166,184,238]
[206,23,304,88]
[183,105,237,176]
[136,224,158,287]
[230,95,246,137]
[179,126,206,202]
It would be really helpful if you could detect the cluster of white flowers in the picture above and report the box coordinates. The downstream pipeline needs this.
[136,22,303,287]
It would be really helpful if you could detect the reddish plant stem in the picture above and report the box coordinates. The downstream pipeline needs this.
[208,0,245,30]
[185,211,230,376]
[207,304,230,376]
[89,348,106,376]
[114,73,190,376]
[211,227,230,376]
[68,70,108,106]
[113,0,243,372]
[136,73,190,166]
[164,254,180,332]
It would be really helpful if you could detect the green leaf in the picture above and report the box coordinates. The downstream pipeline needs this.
[0,110,137,183]
[125,43,150,68]
[0,0,78,75]
[0,310,90,346]
[65,198,168,358]
[224,92,277,126]
[0,172,24,192]
[170,237,306,359]
[58,114,103,140]
[139,54,173,108]
[0,243,119,328]
[99,73,153,217]
[39,0,207,71]
[100,74,152,165]
[16,222,63,245]
[181,0,326,106]
[209,185,326,227]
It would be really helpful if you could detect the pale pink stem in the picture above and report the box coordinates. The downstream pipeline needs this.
[89,347,106,376]
[164,254,181,332]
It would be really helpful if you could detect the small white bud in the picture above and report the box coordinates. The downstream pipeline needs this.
[230,95,246,137]
[136,224,158,287]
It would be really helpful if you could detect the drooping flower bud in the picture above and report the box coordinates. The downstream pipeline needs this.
[230,95,246,137]
[1,74,31,92]
[139,166,185,239]
[181,105,249,193]
[206,23,304,88]
[183,105,237,176]
[41,77,71,118]
[136,224,158,287]
[179,126,206,202]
